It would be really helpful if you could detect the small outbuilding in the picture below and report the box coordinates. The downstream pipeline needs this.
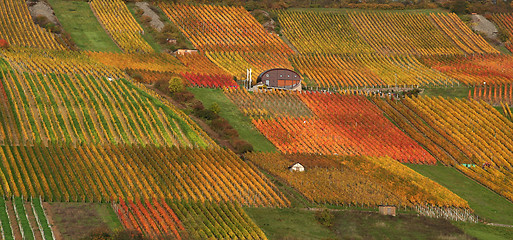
[288,163,305,172]
[174,49,198,55]
[378,205,396,216]
[257,68,301,90]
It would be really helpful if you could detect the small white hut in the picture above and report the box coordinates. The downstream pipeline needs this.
[288,163,305,172]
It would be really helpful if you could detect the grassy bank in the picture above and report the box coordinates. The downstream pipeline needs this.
[406,164,513,225]
[189,87,277,152]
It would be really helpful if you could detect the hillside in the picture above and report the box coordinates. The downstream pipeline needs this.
[0,0,513,239]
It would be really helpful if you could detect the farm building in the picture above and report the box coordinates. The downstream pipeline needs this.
[256,68,301,90]
[378,205,396,216]
[174,49,198,55]
[288,163,305,172]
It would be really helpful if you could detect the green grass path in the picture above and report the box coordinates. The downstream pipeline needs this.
[406,164,513,225]
[48,0,120,52]
[189,88,277,152]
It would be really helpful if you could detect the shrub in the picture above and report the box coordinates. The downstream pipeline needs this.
[141,15,152,24]
[315,209,335,228]
[191,99,205,111]
[169,76,185,94]
[172,91,194,103]
[0,39,9,49]
[209,102,221,114]
[222,128,239,138]
[195,109,217,120]
[210,118,230,131]
[231,139,253,154]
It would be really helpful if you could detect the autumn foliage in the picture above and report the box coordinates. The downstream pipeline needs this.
[225,88,436,164]
[373,96,513,202]
[246,152,468,208]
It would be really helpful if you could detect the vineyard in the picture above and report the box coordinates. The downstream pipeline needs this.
[277,11,374,54]
[159,3,294,81]
[115,200,266,239]
[0,197,54,240]
[291,54,455,88]
[490,13,513,52]
[279,11,497,56]
[0,0,64,50]
[0,144,288,206]
[1,1,513,238]
[159,3,291,54]
[2,48,125,79]
[372,96,513,202]
[225,88,435,164]
[90,0,153,53]
[246,153,468,208]
[0,65,211,146]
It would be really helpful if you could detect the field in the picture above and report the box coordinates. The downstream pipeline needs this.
[1,1,513,239]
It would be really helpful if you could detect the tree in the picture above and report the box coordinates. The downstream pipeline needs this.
[209,103,221,114]
[168,76,185,94]
[449,0,469,14]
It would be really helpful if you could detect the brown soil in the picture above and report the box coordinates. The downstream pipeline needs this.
[45,202,110,240]
[43,202,63,240]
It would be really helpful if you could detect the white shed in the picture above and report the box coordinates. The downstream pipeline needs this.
[288,163,305,172]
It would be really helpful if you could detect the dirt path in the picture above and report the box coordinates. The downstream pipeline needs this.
[24,202,44,240]
[135,2,164,31]
[42,202,63,240]
[5,201,22,240]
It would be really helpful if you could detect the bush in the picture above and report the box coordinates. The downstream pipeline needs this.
[210,118,230,131]
[172,91,195,103]
[231,139,253,154]
[191,99,205,111]
[195,109,217,120]
[140,15,152,24]
[209,103,221,115]
[0,39,9,49]
[315,209,335,228]
[222,128,239,138]
[169,77,185,94]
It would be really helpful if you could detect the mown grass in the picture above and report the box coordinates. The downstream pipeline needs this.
[244,208,336,240]
[189,88,277,152]
[245,208,474,240]
[454,221,513,240]
[331,210,472,239]
[406,164,513,225]
[48,0,120,52]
